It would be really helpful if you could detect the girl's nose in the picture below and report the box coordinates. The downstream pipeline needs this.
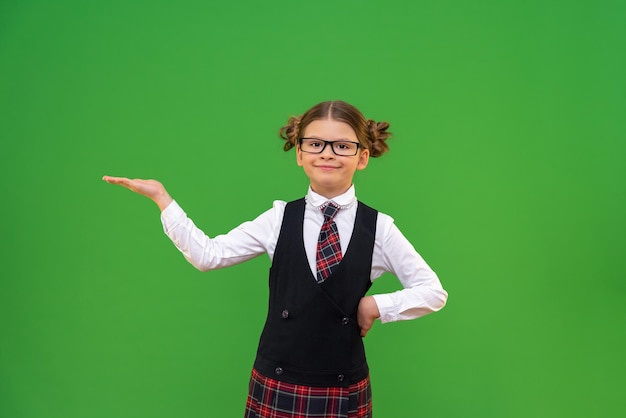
[320,143,335,158]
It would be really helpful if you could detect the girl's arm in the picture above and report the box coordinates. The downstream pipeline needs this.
[370,216,448,324]
[161,200,282,271]
[104,174,283,271]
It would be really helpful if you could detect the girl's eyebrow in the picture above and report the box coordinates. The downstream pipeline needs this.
[304,136,353,141]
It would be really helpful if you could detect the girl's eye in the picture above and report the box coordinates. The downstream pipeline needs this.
[310,141,322,148]
[336,142,349,150]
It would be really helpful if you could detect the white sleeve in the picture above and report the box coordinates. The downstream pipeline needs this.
[370,215,448,323]
[160,200,285,271]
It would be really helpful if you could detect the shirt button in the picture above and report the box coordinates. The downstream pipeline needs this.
[281,309,289,319]
[275,367,284,376]
[341,317,350,325]
[337,374,345,382]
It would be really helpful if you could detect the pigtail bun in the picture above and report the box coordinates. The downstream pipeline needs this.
[367,119,391,157]
[279,115,301,151]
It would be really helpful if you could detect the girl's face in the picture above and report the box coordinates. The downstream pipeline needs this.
[296,118,370,199]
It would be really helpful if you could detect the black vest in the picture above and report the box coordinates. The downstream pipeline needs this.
[253,198,378,387]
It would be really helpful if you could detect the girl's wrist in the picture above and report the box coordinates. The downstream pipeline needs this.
[155,192,173,212]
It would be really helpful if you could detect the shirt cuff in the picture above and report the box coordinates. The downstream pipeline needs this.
[371,293,396,324]
[160,200,186,233]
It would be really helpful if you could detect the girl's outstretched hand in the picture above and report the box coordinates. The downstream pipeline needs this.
[357,296,380,338]
[102,176,173,211]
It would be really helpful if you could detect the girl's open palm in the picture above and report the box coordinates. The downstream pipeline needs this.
[102,176,173,211]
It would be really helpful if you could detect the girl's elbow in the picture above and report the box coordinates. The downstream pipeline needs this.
[433,288,448,311]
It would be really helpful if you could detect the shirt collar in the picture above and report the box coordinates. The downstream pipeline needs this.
[305,185,357,210]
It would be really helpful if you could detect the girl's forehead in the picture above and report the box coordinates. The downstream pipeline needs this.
[302,119,357,139]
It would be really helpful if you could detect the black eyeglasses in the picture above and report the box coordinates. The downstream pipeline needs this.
[298,138,361,156]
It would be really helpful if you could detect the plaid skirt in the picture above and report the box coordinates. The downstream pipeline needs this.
[245,368,372,418]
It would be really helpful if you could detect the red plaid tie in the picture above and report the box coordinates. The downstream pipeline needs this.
[315,202,342,283]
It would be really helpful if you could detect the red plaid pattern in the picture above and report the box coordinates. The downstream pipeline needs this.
[245,368,372,418]
[315,203,342,283]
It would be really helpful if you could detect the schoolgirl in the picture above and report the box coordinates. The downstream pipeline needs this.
[103,100,448,417]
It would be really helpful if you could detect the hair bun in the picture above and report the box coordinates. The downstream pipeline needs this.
[367,119,391,157]
[278,115,301,151]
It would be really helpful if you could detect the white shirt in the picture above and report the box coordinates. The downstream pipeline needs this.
[161,185,447,323]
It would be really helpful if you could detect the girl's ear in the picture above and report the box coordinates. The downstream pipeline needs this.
[356,149,370,170]
[296,145,304,167]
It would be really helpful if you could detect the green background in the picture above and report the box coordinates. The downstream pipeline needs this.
[1,0,624,416]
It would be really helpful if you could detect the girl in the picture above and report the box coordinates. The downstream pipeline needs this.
[103,100,447,417]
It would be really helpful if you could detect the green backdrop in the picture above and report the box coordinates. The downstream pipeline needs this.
[1,1,624,417]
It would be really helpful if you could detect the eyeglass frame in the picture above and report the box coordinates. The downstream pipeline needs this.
[298,138,362,156]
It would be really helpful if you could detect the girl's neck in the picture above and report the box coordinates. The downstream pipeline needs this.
[310,184,353,200]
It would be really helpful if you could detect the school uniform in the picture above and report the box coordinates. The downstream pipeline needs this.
[161,186,447,417]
